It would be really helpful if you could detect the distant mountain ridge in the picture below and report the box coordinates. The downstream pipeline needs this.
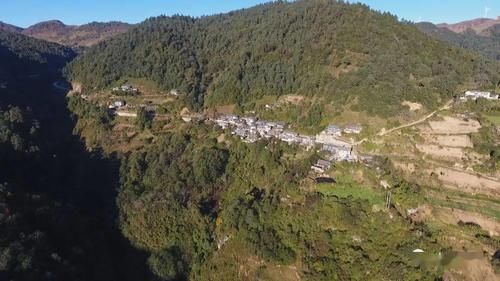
[417,18,500,60]
[0,21,23,33]
[0,20,132,48]
[437,17,500,34]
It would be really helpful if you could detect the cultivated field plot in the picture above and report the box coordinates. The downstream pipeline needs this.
[393,161,416,173]
[434,207,500,236]
[423,116,481,134]
[427,167,500,197]
[423,134,473,148]
[416,144,465,160]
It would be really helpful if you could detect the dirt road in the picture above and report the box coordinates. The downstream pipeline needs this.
[355,99,453,145]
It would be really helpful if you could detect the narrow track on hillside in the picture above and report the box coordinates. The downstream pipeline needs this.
[355,99,453,145]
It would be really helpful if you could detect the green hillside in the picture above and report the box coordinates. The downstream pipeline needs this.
[67,0,500,117]
[0,30,447,280]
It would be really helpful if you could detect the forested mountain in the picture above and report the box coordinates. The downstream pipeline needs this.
[0,28,407,281]
[0,20,131,48]
[417,21,500,61]
[2,2,499,280]
[67,0,500,116]
[0,31,151,280]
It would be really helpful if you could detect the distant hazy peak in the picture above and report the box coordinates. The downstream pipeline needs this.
[0,21,23,33]
[28,19,66,27]
[0,19,133,48]
[437,16,500,34]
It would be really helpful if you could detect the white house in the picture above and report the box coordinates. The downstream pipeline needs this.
[170,89,180,96]
[311,159,333,173]
[114,100,126,108]
[343,124,363,134]
[324,125,343,137]
[462,91,498,101]
[113,84,138,93]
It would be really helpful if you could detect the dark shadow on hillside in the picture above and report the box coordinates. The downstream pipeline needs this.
[0,46,154,281]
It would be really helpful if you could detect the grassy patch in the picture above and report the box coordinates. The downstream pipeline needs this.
[317,183,384,205]
[484,114,500,125]
[429,199,500,221]
[360,140,381,152]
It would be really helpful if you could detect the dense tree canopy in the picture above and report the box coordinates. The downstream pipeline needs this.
[0,30,75,80]
[67,0,500,116]
[116,126,446,280]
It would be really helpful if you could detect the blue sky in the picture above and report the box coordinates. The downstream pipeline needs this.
[1,0,500,28]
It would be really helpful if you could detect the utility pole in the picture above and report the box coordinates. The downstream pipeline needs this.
[385,191,392,209]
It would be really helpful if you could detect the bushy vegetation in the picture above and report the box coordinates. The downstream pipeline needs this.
[67,0,500,117]
[118,129,228,278]
[67,97,114,148]
[116,126,446,280]
[136,107,153,130]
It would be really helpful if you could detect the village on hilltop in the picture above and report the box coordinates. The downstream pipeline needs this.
[212,114,362,174]
[78,85,500,176]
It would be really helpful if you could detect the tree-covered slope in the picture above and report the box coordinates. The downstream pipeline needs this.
[0,31,152,281]
[67,0,500,116]
[417,21,500,61]
[0,30,75,82]
[117,127,447,280]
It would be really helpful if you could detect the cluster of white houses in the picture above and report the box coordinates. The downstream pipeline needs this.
[212,115,361,172]
[460,91,499,101]
[112,84,139,94]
